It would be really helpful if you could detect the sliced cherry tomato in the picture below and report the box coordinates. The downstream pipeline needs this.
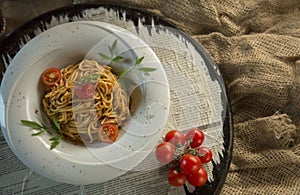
[74,83,95,99]
[167,168,187,187]
[180,154,201,175]
[98,123,118,143]
[41,67,61,86]
[155,142,175,164]
[164,130,186,147]
[197,147,213,164]
[185,128,205,148]
[186,166,208,187]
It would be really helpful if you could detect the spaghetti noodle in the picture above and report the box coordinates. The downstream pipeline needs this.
[42,59,130,144]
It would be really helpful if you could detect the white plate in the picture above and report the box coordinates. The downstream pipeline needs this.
[0,21,170,184]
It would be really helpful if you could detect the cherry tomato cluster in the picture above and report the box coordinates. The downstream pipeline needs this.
[155,128,212,187]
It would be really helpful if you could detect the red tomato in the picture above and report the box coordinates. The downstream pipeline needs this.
[74,83,95,99]
[167,168,187,187]
[185,128,205,148]
[155,142,175,164]
[164,130,186,147]
[180,154,201,175]
[197,147,213,164]
[186,167,208,187]
[98,123,118,143]
[41,67,61,86]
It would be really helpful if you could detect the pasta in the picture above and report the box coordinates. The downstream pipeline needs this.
[42,59,130,144]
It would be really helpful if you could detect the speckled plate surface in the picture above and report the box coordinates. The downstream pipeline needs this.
[0,3,233,195]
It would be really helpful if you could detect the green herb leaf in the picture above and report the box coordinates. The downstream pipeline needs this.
[49,136,59,141]
[49,136,61,150]
[21,118,63,150]
[111,39,118,51]
[98,40,156,84]
[135,56,144,65]
[108,45,113,56]
[112,55,124,62]
[116,68,131,78]
[142,70,150,76]
[99,53,110,60]
[50,123,57,132]
[21,120,43,129]
[138,67,157,75]
[31,131,44,136]
[52,117,61,131]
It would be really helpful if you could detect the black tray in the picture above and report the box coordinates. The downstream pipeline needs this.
[0,3,233,195]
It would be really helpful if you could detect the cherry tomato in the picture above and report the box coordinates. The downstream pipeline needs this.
[155,142,175,164]
[186,167,208,187]
[167,168,187,187]
[185,128,205,148]
[197,147,213,164]
[74,83,95,99]
[41,67,61,86]
[98,123,118,143]
[164,130,186,147]
[180,154,201,175]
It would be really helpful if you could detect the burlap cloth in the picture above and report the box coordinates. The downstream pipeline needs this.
[100,0,300,194]
[1,0,299,194]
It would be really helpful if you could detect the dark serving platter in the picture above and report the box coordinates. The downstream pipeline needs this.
[0,3,233,195]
